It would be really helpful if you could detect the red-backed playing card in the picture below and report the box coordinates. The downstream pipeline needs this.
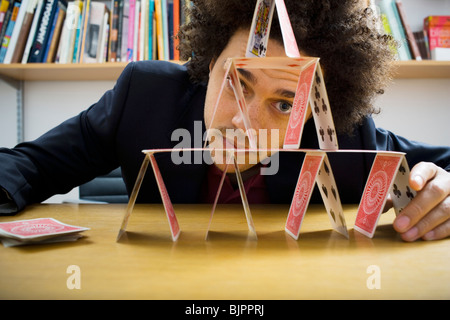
[354,153,403,238]
[274,0,300,57]
[149,154,181,241]
[283,61,317,149]
[285,153,324,239]
[0,218,89,240]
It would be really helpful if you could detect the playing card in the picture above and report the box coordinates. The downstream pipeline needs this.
[310,64,338,150]
[149,154,181,241]
[204,60,233,149]
[354,153,404,238]
[390,156,417,216]
[246,0,276,58]
[0,218,89,246]
[1,233,84,247]
[274,0,300,57]
[205,153,232,240]
[285,152,324,240]
[233,56,316,70]
[283,60,318,149]
[227,61,257,148]
[117,154,150,241]
[233,154,257,240]
[0,218,89,240]
[316,154,348,238]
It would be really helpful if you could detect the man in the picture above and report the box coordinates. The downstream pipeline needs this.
[0,0,449,241]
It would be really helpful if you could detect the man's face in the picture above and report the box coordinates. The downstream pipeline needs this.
[204,29,310,173]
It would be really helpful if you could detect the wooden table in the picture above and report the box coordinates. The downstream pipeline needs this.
[0,203,449,300]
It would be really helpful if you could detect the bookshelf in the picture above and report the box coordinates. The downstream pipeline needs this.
[0,60,449,81]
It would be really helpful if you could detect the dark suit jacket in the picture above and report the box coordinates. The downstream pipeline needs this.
[1,61,449,213]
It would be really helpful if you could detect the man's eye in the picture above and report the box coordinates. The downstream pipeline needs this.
[226,76,248,94]
[273,101,292,114]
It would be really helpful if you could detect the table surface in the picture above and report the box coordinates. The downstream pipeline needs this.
[0,203,449,299]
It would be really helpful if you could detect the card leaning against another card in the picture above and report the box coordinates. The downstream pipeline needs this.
[285,152,324,240]
[390,156,417,216]
[354,153,404,238]
[246,0,276,58]
[149,154,181,242]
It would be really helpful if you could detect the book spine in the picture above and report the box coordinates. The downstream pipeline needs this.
[22,0,42,62]
[148,0,153,60]
[167,0,172,60]
[377,0,411,60]
[161,0,168,60]
[10,0,35,63]
[127,0,135,61]
[109,0,119,61]
[0,0,11,43]
[133,0,138,60]
[0,0,20,63]
[0,0,13,45]
[77,0,90,62]
[45,1,65,62]
[172,0,178,60]
[154,0,163,60]
[28,0,57,63]
[42,3,59,62]
[395,0,421,60]
[120,0,127,61]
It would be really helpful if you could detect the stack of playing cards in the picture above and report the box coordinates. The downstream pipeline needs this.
[0,218,89,247]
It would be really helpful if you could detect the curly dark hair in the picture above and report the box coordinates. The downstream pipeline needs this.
[177,0,396,135]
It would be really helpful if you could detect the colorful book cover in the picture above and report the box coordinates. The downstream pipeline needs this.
[0,0,21,63]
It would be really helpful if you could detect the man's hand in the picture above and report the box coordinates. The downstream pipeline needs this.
[393,162,450,241]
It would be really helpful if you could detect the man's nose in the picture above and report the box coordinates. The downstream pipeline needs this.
[230,99,262,131]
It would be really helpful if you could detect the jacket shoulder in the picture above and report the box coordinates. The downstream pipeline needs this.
[124,60,190,85]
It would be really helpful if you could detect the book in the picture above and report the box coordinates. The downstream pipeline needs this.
[376,0,411,60]
[141,0,147,59]
[424,16,450,52]
[126,0,134,61]
[167,0,172,60]
[120,0,128,61]
[154,0,163,60]
[55,0,81,63]
[44,0,65,62]
[148,0,154,59]
[82,1,107,63]
[109,0,119,61]
[10,0,36,63]
[133,0,139,60]
[431,47,450,61]
[0,0,11,41]
[395,0,421,60]
[0,0,21,63]
[413,30,430,60]
[76,0,89,62]
[21,0,42,62]
[97,10,108,62]
[0,0,13,46]
[27,0,60,63]
[172,0,178,60]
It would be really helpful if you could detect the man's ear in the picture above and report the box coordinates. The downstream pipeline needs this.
[209,58,216,75]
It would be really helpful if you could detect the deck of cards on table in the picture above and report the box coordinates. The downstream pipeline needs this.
[0,218,89,247]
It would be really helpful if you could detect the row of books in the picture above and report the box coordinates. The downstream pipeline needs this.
[0,0,191,64]
[374,0,450,61]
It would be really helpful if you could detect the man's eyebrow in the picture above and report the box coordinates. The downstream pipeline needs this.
[274,89,296,99]
[237,67,296,99]
[237,68,257,84]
